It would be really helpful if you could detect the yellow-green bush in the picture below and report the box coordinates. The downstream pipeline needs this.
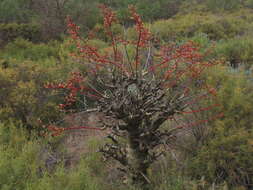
[0,122,104,190]
[205,0,242,11]
[0,62,63,129]
[0,122,41,190]
[214,37,253,69]
[0,23,42,46]
[93,23,124,41]
[150,10,253,42]
[187,66,253,188]
[0,38,60,61]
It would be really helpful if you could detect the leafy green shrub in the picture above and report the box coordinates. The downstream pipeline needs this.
[150,11,251,42]
[136,0,182,21]
[189,131,253,187]
[245,0,253,8]
[214,37,253,68]
[1,38,60,61]
[0,62,63,129]
[0,122,103,190]
[188,33,212,49]
[206,0,241,11]
[0,122,41,190]
[99,0,184,23]
[0,23,42,46]
[187,67,253,188]
[196,21,231,40]
[93,23,124,41]
[181,0,244,13]
[0,0,35,23]
[27,159,102,190]
[150,15,200,41]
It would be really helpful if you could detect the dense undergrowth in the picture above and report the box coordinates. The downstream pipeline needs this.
[0,1,253,189]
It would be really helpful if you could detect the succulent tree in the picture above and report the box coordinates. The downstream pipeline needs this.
[46,5,222,188]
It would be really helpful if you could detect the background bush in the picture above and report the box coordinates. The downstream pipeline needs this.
[0,23,42,47]
[0,62,63,129]
[187,67,253,188]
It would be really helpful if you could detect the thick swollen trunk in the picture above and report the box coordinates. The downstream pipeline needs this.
[127,128,150,189]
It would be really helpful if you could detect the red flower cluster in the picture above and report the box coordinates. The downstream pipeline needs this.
[66,16,80,40]
[45,5,222,136]
[99,5,117,30]
[65,5,219,91]
[47,125,65,137]
[129,5,151,48]
[45,72,86,110]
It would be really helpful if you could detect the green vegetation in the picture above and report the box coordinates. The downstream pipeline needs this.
[0,122,106,190]
[186,67,253,188]
[0,0,253,189]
